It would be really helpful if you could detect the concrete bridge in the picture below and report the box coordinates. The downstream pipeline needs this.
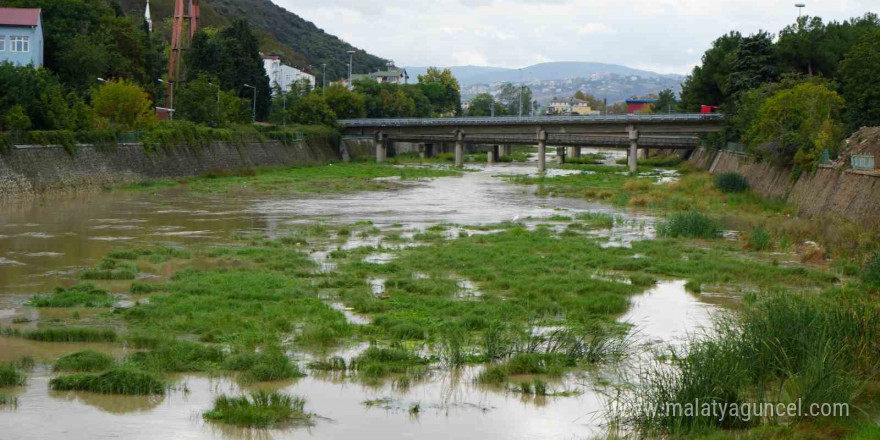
[339,114,725,172]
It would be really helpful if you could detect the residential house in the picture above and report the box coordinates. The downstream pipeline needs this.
[262,55,316,94]
[348,68,409,86]
[0,7,43,67]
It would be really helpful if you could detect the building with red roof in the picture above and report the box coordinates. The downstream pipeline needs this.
[0,8,43,67]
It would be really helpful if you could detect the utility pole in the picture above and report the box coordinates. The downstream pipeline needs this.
[347,50,355,86]
[322,63,326,94]
[518,68,523,117]
[243,83,256,123]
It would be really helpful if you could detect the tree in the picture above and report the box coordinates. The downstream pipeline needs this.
[679,31,743,112]
[287,93,337,126]
[404,85,433,118]
[496,83,533,116]
[654,89,677,114]
[354,79,417,118]
[467,93,507,117]
[417,67,461,115]
[839,30,880,130]
[323,83,366,119]
[91,79,157,130]
[608,101,629,115]
[176,75,226,126]
[727,31,778,99]
[3,104,31,132]
[776,16,829,77]
[745,82,844,171]
[189,20,272,121]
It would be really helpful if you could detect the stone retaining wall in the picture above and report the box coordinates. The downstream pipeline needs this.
[0,139,340,199]
[690,148,880,222]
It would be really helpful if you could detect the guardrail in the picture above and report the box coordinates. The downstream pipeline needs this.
[339,113,725,128]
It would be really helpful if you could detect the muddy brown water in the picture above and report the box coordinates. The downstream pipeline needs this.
[0,161,719,440]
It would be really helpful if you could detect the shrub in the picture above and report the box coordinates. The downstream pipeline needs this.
[54,350,115,372]
[714,172,749,193]
[307,356,346,371]
[50,367,165,395]
[203,391,311,427]
[30,284,115,308]
[656,211,720,239]
[350,346,428,377]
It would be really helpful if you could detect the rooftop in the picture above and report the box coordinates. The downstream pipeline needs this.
[0,8,41,27]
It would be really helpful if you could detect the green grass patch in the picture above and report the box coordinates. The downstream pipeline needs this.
[30,284,115,308]
[6,327,119,343]
[80,258,139,280]
[50,367,165,395]
[126,340,225,373]
[204,391,311,427]
[350,346,429,378]
[54,350,115,372]
[224,348,304,383]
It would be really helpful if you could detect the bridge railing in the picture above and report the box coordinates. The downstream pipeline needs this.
[339,113,725,127]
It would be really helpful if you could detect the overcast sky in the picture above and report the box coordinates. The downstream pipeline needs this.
[276,0,876,75]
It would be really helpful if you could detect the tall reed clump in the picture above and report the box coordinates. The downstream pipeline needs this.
[54,350,116,372]
[714,172,750,193]
[350,345,429,378]
[656,211,720,239]
[0,362,27,386]
[50,367,165,395]
[617,293,880,436]
[203,391,311,427]
[748,226,772,251]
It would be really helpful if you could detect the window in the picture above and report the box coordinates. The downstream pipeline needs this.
[0,37,5,51]
[10,36,29,53]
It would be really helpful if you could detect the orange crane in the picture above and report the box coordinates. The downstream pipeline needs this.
[167,0,200,110]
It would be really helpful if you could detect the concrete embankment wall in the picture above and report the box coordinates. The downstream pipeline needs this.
[689,148,880,222]
[0,139,340,199]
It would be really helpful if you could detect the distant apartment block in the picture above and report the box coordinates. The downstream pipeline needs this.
[262,54,316,94]
[548,97,594,115]
[0,8,43,67]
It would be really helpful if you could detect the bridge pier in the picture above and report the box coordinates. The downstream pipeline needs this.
[556,147,566,165]
[454,130,465,168]
[567,146,581,159]
[627,125,639,174]
[537,129,548,173]
[375,132,387,164]
[487,149,495,165]
[500,144,512,158]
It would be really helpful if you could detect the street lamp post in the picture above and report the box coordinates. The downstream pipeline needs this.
[243,84,256,123]
[518,68,523,117]
[208,82,221,126]
[322,63,327,94]
[347,50,355,86]
[795,3,806,17]
[157,78,174,120]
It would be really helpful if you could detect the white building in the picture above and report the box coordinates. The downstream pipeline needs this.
[262,55,316,94]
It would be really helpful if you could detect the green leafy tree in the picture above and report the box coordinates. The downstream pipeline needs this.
[467,93,507,117]
[354,79,417,118]
[727,31,778,99]
[608,101,629,115]
[679,32,743,112]
[176,75,225,126]
[746,82,845,171]
[3,104,31,132]
[323,83,366,119]
[417,67,462,115]
[776,16,829,77]
[654,89,677,114]
[497,83,533,116]
[189,20,272,120]
[91,79,157,130]
[287,93,337,126]
[839,30,880,130]
[404,85,432,118]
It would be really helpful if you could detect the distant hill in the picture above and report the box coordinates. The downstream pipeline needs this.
[407,62,684,86]
[119,0,389,80]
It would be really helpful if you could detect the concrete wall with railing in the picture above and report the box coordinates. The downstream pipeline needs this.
[0,138,340,200]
